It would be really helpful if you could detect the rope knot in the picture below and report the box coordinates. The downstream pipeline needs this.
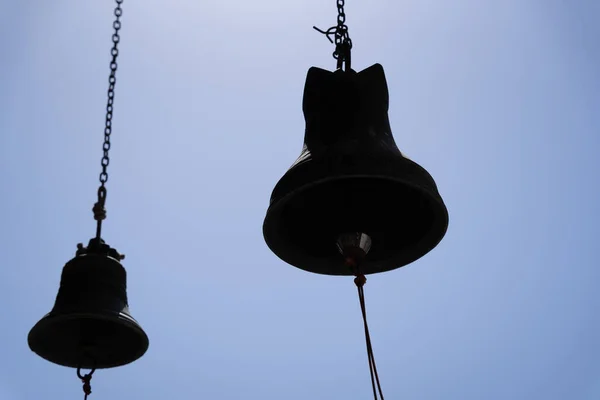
[354,274,366,288]
[77,365,95,400]
[81,375,92,396]
[92,202,106,221]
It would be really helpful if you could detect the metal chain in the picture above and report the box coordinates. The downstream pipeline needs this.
[93,0,124,239]
[313,0,353,71]
[333,0,352,58]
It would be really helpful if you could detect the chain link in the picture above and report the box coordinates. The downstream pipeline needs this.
[99,0,123,191]
[334,0,352,51]
[313,0,353,70]
[93,0,124,238]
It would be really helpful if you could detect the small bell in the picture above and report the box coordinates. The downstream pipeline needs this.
[263,64,449,276]
[28,239,149,369]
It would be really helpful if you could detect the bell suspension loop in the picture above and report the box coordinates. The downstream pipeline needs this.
[313,0,353,71]
[337,233,385,400]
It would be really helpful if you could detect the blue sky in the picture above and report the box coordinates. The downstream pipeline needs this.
[1,1,599,399]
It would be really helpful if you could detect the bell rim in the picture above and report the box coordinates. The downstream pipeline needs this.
[263,173,449,276]
[28,310,149,369]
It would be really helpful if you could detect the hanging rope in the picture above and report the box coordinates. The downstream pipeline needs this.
[355,274,385,400]
[345,256,385,400]
[77,366,95,400]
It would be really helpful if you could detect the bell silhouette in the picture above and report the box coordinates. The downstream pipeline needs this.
[263,64,448,276]
[28,239,149,369]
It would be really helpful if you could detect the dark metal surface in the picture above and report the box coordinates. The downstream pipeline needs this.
[28,240,149,369]
[263,64,449,276]
[337,232,372,256]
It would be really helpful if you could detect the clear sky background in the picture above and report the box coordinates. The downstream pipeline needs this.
[1,0,599,399]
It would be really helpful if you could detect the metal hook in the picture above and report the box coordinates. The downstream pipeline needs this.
[313,25,336,43]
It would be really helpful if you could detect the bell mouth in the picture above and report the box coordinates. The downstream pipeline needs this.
[28,310,149,369]
[263,174,448,276]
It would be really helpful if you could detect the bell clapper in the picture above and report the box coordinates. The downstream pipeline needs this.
[336,232,372,272]
[337,233,385,400]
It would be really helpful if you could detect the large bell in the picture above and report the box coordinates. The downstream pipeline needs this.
[28,239,149,369]
[263,64,449,276]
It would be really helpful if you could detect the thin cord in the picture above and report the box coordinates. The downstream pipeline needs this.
[354,274,385,400]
